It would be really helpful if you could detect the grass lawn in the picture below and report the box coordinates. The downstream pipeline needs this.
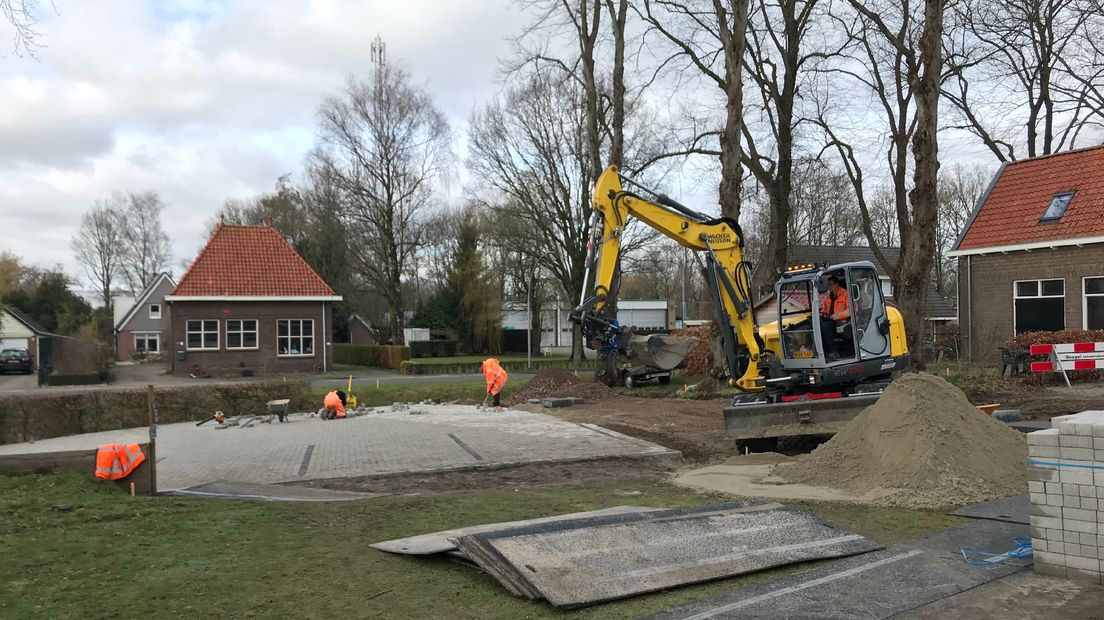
[0,474,963,619]
[409,354,569,365]
[311,377,533,405]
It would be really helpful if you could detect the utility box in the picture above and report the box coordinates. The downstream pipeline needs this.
[176,350,185,362]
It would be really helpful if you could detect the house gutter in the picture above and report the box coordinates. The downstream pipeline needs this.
[321,301,328,373]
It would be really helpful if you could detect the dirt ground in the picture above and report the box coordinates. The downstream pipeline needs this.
[294,456,676,495]
[965,380,1104,419]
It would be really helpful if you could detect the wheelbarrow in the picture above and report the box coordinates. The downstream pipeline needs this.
[266,399,291,423]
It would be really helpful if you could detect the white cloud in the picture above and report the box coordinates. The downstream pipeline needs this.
[0,0,528,291]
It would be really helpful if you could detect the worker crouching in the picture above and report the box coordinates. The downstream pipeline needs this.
[481,358,508,411]
[322,390,347,420]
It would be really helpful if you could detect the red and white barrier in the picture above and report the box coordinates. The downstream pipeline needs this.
[1029,342,1104,385]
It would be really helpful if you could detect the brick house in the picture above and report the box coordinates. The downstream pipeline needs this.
[950,144,1104,361]
[113,272,175,360]
[165,224,342,377]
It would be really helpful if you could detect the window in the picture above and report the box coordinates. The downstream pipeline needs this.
[149,303,161,320]
[1041,192,1075,221]
[134,333,159,353]
[226,319,259,350]
[278,319,314,357]
[186,320,220,350]
[1014,279,1064,334]
[880,278,894,297]
[1085,278,1104,330]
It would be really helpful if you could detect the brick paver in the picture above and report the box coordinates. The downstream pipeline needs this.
[0,405,679,490]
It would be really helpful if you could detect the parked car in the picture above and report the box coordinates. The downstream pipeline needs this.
[0,348,33,374]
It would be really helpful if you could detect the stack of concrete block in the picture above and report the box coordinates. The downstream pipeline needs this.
[1028,410,1104,583]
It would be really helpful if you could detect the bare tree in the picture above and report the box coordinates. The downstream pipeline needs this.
[71,201,126,309]
[944,0,1104,161]
[935,163,991,297]
[117,191,171,293]
[312,60,451,345]
[468,70,594,360]
[817,0,946,362]
[641,0,751,221]
[1,0,47,58]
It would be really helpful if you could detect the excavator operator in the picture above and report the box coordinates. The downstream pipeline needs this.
[820,275,850,360]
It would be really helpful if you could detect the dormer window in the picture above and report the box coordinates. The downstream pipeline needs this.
[149,303,161,320]
[1041,192,1075,222]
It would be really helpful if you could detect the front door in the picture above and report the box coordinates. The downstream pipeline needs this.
[846,266,891,360]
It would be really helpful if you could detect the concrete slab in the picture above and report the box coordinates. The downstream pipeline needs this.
[645,519,1029,620]
[166,480,387,502]
[951,494,1030,525]
[672,453,869,503]
[0,405,680,490]
[460,503,880,609]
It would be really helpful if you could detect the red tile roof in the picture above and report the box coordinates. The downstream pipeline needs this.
[956,144,1104,251]
[172,225,336,297]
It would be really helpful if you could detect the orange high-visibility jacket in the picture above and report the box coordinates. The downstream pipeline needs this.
[820,289,850,320]
[323,390,346,417]
[94,443,145,480]
[482,358,508,395]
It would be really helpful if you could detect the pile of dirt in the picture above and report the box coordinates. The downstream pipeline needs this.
[774,373,1028,509]
[671,326,712,375]
[508,368,582,403]
[560,382,615,402]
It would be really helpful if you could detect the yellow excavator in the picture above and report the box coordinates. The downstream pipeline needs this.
[572,165,910,449]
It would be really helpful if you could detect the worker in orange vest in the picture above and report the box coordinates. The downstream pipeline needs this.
[94,443,145,480]
[481,358,508,410]
[322,390,346,420]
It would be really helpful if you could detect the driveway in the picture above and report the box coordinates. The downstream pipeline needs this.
[0,371,37,390]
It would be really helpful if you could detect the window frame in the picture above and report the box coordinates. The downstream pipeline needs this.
[225,318,259,351]
[1012,278,1065,335]
[148,303,161,320]
[1083,276,1104,330]
[133,333,159,353]
[1040,191,1075,222]
[185,319,220,351]
[277,319,315,358]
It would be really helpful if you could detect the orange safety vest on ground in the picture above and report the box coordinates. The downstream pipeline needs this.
[821,288,850,320]
[482,358,508,395]
[323,390,346,417]
[94,443,145,480]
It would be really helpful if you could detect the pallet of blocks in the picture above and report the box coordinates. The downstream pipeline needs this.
[1027,410,1104,583]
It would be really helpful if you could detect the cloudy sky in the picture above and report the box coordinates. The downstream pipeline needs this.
[0,0,529,291]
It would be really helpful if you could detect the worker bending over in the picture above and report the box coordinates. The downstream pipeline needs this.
[322,390,347,420]
[481,358,508,410]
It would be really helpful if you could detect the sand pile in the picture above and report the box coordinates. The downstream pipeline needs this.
[774,373,1027,509]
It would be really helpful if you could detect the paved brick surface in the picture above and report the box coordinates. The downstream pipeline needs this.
[0,405,679,490]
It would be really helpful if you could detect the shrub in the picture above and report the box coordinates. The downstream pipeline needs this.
[333,344,409,369]
[0,379,314,444]
[1007,330,1104,384]
[409,340,458,358]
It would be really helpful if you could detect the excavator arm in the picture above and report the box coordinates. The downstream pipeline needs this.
[574,165,764,392]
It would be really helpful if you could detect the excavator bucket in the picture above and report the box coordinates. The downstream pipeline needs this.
[623,333,695,372]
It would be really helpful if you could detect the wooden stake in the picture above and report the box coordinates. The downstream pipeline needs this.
[129,482,136,497]
[147,384,158,496]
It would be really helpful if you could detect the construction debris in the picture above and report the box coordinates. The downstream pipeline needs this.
[774,373,1028,509]
[376,502,879,609]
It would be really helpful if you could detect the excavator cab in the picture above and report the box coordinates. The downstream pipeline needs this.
[758,261,907,391]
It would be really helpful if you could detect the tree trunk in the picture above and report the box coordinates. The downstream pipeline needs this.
[579,0,603,184]
[607,0,628,168]
[715,0,749,221]
[900,0,944,366]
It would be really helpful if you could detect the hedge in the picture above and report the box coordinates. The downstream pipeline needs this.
[0,379,313,445]
[46,372,115,386]
[409,340,458,358]
[333,344,411,369]
[400,358,595,375]
[1007,330,1104,384]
